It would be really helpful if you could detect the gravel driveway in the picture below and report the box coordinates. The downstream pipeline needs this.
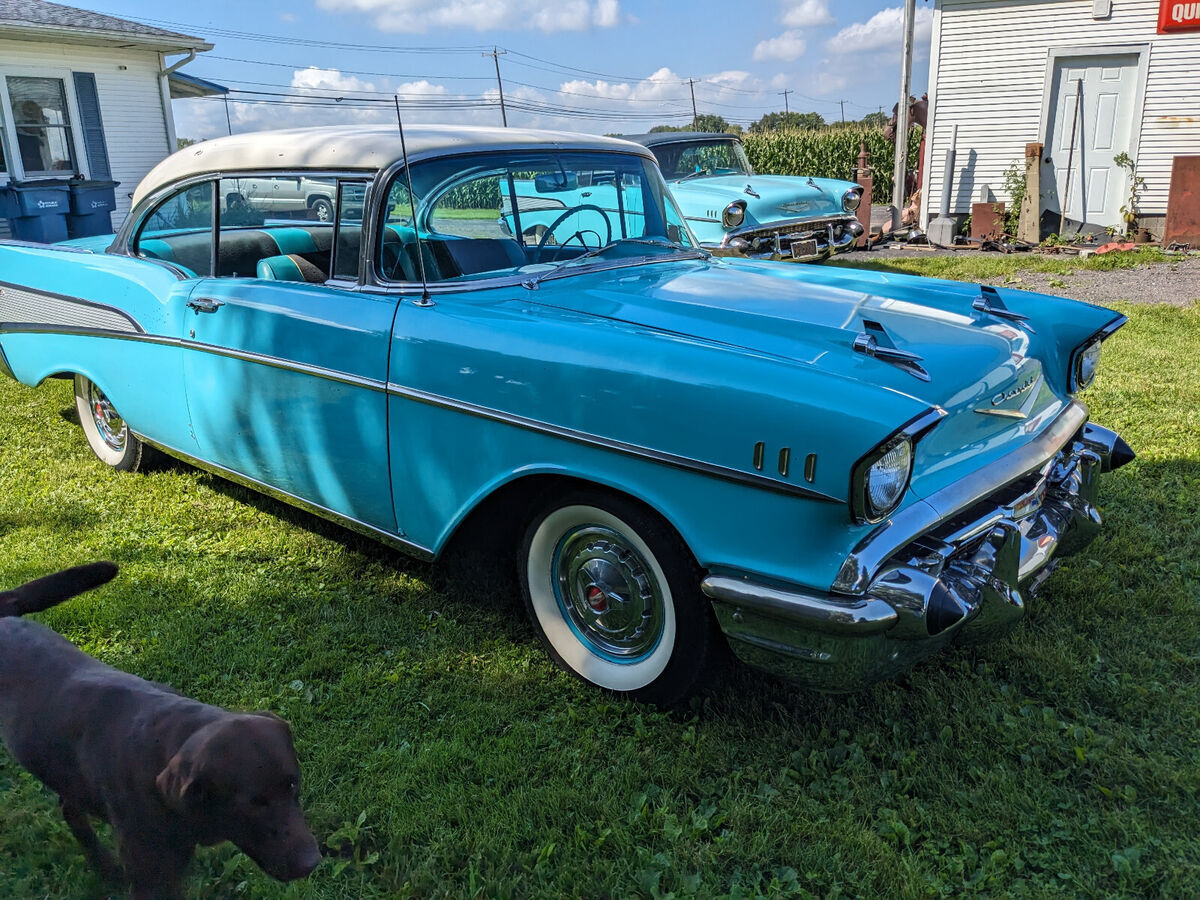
[859,247,1200,306]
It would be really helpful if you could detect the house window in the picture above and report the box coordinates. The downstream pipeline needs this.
[7,77,77,176]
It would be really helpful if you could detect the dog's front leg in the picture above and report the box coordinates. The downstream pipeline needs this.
[117,834,191,900]
[59,798,122,882]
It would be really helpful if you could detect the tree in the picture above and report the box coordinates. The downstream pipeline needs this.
[858,111,888,129]
[748,111,826,133]
[692,114,732,133]
[176,137,200,150]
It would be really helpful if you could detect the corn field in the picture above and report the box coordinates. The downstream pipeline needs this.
[743,127,923,205]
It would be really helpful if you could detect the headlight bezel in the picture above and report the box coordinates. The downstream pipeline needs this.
[722,200,747,229]
[849,408,945,525]
[842,188,863,213]
[1068,314,1126,393]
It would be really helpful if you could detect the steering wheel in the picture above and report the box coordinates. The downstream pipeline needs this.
[534,204,612,262]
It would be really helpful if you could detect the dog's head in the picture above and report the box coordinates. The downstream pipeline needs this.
[156,712,321,881]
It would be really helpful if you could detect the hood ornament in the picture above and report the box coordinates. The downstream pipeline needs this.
[853,319,930,382]
[974,285,1035,333]
[744,184,760,199]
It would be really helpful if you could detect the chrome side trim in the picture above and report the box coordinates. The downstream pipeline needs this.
[386,382,842,503]
[0,239,94,254]
[0,281,144,334]
[134,433,434,561]
[702,575,898,635]
[833,400,1089,594]
[0,324,388,393]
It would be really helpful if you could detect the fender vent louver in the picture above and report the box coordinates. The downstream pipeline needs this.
[853,319,930,382]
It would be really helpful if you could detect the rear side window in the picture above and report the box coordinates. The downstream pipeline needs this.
[134,181,216,277]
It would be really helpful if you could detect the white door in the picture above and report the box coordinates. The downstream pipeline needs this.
[1044,54,1140,230]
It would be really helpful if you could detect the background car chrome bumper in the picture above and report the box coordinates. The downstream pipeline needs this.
[708,217,863,262]
[702,420,1133,692]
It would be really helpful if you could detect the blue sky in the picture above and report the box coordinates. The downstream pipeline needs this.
[84,0,933,139]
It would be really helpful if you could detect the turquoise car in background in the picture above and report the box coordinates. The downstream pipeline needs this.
[620,132,864,262]
[0,125,1133,705]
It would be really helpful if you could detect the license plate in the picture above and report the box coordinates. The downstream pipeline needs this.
[790,239,818,259]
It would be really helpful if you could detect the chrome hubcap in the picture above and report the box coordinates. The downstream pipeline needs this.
[553,525,665,660]
[88,383,126,452]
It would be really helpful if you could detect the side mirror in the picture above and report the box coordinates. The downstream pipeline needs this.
[535,172,579,193]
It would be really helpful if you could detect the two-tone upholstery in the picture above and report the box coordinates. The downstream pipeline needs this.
[256,254,328,282]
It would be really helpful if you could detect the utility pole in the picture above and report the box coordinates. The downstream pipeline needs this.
[839,99,846,124]
[484,46,508,127]
[686,78,698,127]
[891,0,916,231]
[779,89,792,114]
[223,96,232,135]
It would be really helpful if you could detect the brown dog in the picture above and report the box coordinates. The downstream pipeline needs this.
[0,563,321,899]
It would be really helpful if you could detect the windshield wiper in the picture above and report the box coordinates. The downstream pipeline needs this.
[675,170,711,182]
[522,238,708,289]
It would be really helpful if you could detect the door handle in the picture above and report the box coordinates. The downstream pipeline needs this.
[187,296,225,314]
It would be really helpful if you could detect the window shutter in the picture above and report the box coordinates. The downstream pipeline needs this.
[72,72,111,180]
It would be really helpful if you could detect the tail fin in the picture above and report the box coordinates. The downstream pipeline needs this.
[0,562,118,618]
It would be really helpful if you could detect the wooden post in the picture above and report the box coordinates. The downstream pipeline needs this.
[1018,142,1042,243]
[855,141,873,248]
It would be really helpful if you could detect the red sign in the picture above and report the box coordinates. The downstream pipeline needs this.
[1159,0,1200,32]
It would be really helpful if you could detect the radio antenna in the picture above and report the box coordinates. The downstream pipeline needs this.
[395,96,433,307]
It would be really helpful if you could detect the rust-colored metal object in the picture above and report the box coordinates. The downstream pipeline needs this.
[1163,155,1200,248]
[972,202,1005,240]
[854,141,873,248]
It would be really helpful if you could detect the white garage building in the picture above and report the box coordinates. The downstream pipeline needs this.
[920,0,1200,237]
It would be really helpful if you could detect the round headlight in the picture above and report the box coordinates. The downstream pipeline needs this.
[842,189,863,213]
[866,438,912,518]
[722,201,746,229]
[1075,340,1102,390]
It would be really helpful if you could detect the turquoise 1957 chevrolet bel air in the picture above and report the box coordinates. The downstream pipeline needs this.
[619,131,865,262]
[0,125,1132,705]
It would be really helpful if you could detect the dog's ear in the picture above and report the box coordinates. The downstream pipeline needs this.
[156,751,204,812]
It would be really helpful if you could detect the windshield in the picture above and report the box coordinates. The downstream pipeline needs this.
[378,150,699,284]
[652,140,753,180]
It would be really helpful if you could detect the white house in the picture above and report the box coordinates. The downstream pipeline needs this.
[920,0,1200,236]
[0,0,216,230]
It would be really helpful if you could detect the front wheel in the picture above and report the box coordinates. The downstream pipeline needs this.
[519,490,720,706]
[74,375,151,472]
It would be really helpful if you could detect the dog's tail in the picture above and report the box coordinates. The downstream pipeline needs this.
[0,562,118,617]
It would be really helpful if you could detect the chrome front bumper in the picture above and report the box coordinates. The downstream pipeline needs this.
[707,216,863,262]
[702,412,1134,692]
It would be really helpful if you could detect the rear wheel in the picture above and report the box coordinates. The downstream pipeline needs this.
[309,196,334,222]
[519,490,719,706]
[74,375,151,472]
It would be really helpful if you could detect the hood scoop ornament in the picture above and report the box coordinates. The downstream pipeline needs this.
[974,286,1036,333]
[853,319,930,382]
[744,184,760,198]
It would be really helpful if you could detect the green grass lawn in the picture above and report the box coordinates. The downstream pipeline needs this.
[829,246,1175,282]
[1,300,1198,898]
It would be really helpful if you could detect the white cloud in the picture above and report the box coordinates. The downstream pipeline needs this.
[291,67,378,94]
[753,29,807,62]
[781,0,833,28]
[315,0,624,33]
[827,6,934,54]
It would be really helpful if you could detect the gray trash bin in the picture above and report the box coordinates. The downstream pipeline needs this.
[7,180,71,243]
[67,179,120,238]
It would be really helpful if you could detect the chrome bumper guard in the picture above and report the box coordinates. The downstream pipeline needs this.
[709,217,864,262]
[702,420,1133,692]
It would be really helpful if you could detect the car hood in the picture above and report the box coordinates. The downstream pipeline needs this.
[669,174,857,218]
[529,257,1119,495]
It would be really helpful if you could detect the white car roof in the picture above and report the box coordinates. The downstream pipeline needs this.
[132,125,654,208]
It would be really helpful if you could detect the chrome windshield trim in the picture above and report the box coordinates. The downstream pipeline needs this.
[386,382,842,503]
[833,400,1090,595]
[133,433,434,561]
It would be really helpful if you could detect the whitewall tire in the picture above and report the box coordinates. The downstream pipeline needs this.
[74,375,150,472]
[519,491,719,705]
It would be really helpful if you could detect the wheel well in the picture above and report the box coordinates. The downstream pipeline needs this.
[439,474,693,569]
[307,194,332,207]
